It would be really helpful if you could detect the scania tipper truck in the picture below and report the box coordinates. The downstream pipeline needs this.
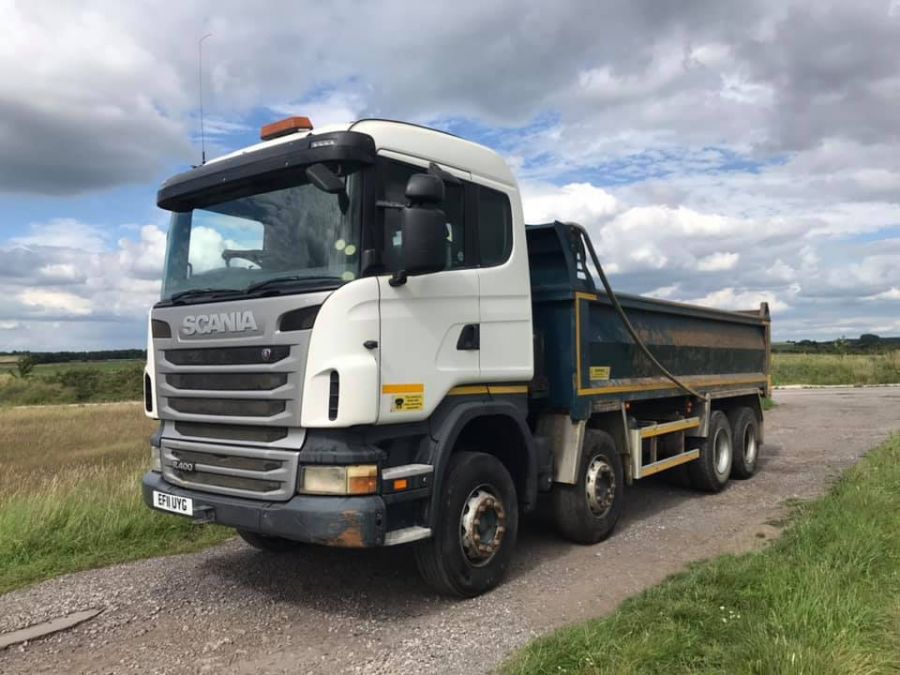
[143,116,771,597]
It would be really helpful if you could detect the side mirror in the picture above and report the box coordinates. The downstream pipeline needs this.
[390,174,447,285]
[405,173,444,204]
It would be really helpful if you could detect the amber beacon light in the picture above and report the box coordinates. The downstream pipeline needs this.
[260,116,314,141]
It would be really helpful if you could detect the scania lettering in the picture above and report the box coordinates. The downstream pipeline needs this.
[181,310,258,336]
[143,116,771,597]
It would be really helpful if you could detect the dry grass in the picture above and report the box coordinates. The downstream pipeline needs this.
[0,403,230,595]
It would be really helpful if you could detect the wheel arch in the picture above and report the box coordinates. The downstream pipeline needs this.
[420,400,537,525]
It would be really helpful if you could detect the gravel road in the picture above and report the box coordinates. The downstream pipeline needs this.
[1,387,897,674]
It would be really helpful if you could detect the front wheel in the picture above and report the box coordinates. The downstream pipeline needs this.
[414,451,518,597]
[552,430,624,544]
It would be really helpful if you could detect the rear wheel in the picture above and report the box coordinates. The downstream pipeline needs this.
[414,451,518,597]
[687,410,733,493]
[728,406,760,479]
[552,430,624,544]
[237,529,303,553]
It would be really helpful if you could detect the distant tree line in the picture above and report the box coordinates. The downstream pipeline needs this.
[773,334,900,354]
[0,349,146,364]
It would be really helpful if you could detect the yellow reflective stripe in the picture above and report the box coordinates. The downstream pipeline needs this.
[640,418,700,439]
[382,384,424,394]
[578,375,767,396]
[447,385,529,396]
[489,385,528,395]
[640,450,700,477]
[448,385,489,396]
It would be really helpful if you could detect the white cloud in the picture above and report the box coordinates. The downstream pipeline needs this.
[866,287,900,301]
[685,287,790,314]
[697,252,740,272]
[19,289,93,316]
[13,219,109,252]
[523,182,619,224]
[1,219,165,348]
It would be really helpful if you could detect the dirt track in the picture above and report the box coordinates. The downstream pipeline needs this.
[1,387,898,674]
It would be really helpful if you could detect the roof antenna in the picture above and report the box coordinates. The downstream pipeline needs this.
[198,33,213,165]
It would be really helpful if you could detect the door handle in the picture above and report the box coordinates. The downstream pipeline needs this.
[457,324,480,350]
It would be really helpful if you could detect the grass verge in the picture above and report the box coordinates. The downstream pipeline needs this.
[772,350,900,386]
[501,435,900,674]
[0,403,231,595]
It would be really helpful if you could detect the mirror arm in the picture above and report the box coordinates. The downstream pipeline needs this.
[388,270,408,287]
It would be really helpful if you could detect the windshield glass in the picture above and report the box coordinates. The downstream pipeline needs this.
[161,170,362,301]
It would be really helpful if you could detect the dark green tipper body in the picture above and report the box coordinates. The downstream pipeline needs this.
[526,222,771,421]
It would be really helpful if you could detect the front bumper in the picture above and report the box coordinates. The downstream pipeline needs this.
[142,472,386,547]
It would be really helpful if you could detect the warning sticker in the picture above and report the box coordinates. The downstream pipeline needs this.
[589,366,611,381]
[390,393,424,412]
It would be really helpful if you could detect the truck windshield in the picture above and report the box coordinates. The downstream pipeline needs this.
[160,170,362,302]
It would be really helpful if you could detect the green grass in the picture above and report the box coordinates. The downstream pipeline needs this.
[0,360,145,406]
[0,404,231,595]
[501,435,900,675]
[772,351,900,386]
[0,358,143,374]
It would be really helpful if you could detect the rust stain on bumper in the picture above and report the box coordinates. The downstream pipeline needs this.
[323,510,366,548]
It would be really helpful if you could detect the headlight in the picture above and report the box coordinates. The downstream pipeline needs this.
[150,446,162,473]
[298,465,377,495]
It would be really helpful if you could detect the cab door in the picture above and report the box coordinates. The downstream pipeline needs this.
[376,156,480,423]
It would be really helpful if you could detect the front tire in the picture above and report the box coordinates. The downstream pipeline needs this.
[552,430,624,544]
[237,529,303,553]
[414,451,518,597]
[687,410,733,493]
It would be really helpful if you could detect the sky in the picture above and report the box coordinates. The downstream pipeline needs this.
[1,0,900,350]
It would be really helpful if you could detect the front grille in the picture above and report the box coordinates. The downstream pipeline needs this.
[171,448,282,472]
[161,440,299,501]
[174,421,288,443]
[166,372,288,391]
[168,397,286,417]
[165,345,289,366]
[171,470,282,493]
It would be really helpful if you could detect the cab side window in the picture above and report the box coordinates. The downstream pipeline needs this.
[379,158,466,272]
[477,186,512,267]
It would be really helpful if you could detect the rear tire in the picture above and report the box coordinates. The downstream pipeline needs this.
[687,410,733,493]
[728,406,760,479]
[414,451,518,597]
[237,529,303,552]
[552,430,624,544]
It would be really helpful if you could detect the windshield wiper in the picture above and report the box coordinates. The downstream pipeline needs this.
[167,287,242,304]
[244,275,345,294]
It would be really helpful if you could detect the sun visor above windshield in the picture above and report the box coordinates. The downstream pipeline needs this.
[157,131,377,212]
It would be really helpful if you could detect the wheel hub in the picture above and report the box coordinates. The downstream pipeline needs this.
[743,427,757,464]
[714,428,731,476]
[585,457,615,517]
[459,486,506,566]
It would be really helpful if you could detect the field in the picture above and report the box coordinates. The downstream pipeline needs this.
[0,403,230,595]
[0,359,144,406]
[772,350,900,386]
[502,435,900,674]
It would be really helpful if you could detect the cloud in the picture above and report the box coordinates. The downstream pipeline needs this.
[19,289,93,316]
[0,219,165,348]
[1,0,899,343]
[697,252,740,272]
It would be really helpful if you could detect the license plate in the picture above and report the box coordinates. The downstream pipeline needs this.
[152,490,193,516]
